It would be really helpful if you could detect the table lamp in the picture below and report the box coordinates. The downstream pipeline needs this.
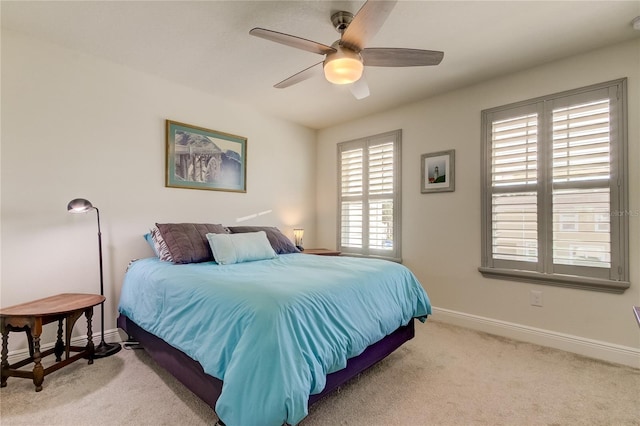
[293,228,304,251]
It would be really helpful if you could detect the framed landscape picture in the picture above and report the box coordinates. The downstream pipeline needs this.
[421,149,455,193]
[166,120,247,192]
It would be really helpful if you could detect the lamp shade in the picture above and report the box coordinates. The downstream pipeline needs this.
[293,228,304,248]
[323,45,364,85]
[67,198,94,213]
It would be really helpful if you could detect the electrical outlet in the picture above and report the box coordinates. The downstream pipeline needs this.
[530,290,543,307]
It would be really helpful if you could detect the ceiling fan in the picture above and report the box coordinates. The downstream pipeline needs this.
[249,0,444,100]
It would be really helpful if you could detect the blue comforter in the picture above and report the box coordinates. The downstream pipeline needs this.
[118,254,431,425]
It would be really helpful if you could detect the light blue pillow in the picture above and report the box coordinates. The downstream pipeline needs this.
[206,231,277,265]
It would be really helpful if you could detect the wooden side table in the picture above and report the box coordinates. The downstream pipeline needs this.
[303,248,342,256]
[0,293,105,391]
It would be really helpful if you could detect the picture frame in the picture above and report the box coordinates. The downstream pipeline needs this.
[166,120,247,192]
[421,149,455,193]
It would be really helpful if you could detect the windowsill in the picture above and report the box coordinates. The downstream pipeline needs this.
[478,267,630,294]
[340,252,402,263]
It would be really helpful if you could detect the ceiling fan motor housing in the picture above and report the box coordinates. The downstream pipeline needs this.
[331,11,354,33]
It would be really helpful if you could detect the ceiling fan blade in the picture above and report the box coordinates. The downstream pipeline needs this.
[250,28,336,55]
[361,48,444,67]
[350,77,370,100]
[274,62,324,88]
[340,0,397,52]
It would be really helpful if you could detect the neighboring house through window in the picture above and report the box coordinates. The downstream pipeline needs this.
[337,130,402,262]
[479,79,629,293]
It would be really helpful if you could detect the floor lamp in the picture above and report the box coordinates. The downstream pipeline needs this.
[67,198,122,358]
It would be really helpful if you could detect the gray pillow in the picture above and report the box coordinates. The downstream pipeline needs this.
[227,226,300,254]
[156,223,230,264]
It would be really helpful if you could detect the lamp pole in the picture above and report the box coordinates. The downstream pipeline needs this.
[68,199,121,358]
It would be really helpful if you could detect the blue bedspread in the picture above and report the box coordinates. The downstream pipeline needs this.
[118,253,431,425]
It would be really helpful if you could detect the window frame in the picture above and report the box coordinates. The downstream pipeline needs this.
[337,129,402,262]
[479,79,629,293]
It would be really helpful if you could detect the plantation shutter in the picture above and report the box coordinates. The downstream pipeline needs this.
[481,79,628,292]
[550,90,614,276]
[487,105,541,271]
[368,141,394,251]
[340,147,364,248]
[338,130,402,261]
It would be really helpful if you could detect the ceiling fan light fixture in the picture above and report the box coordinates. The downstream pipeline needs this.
[323,45,364,85]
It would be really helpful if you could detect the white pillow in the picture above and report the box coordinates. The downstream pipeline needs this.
[206,231,277,265]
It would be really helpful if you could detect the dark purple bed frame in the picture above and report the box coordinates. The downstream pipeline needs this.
[117,314,415,418]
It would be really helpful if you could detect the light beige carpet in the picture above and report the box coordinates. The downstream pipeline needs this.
[1,321,638,425]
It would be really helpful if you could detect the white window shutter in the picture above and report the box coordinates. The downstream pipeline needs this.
[489,111,539,266]
[480,79,629,292]
[338,130,402,261]
[551,98,612,269]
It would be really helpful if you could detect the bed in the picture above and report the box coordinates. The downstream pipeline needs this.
[117,224,431,426]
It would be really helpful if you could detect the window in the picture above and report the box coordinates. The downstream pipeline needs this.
[480,79,629,293]
[337,130,402,261]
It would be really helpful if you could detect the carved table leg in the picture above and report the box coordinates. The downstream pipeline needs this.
[31,318,44,392]
[26,327,34,358]
[54,318,64,362]
[65,310,83,361]
[1,319,8,388]
[85,308,95,365]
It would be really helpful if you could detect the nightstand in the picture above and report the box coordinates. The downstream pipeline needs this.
[302,248,341,256]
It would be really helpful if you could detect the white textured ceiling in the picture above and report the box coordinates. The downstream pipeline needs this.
[2,1,639,129]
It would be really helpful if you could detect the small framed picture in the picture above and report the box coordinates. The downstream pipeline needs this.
[166,120,247,192]
[421,149,455,193]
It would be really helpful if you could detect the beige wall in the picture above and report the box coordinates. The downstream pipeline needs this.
[0,30,317,351]
[317,39,640,357]
[2,28,638,365]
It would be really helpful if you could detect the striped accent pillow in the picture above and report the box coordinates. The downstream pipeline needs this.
[150,226,174,262]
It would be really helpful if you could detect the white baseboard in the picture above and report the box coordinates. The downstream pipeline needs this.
[6,328,123,365]
[431,307,640,369]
